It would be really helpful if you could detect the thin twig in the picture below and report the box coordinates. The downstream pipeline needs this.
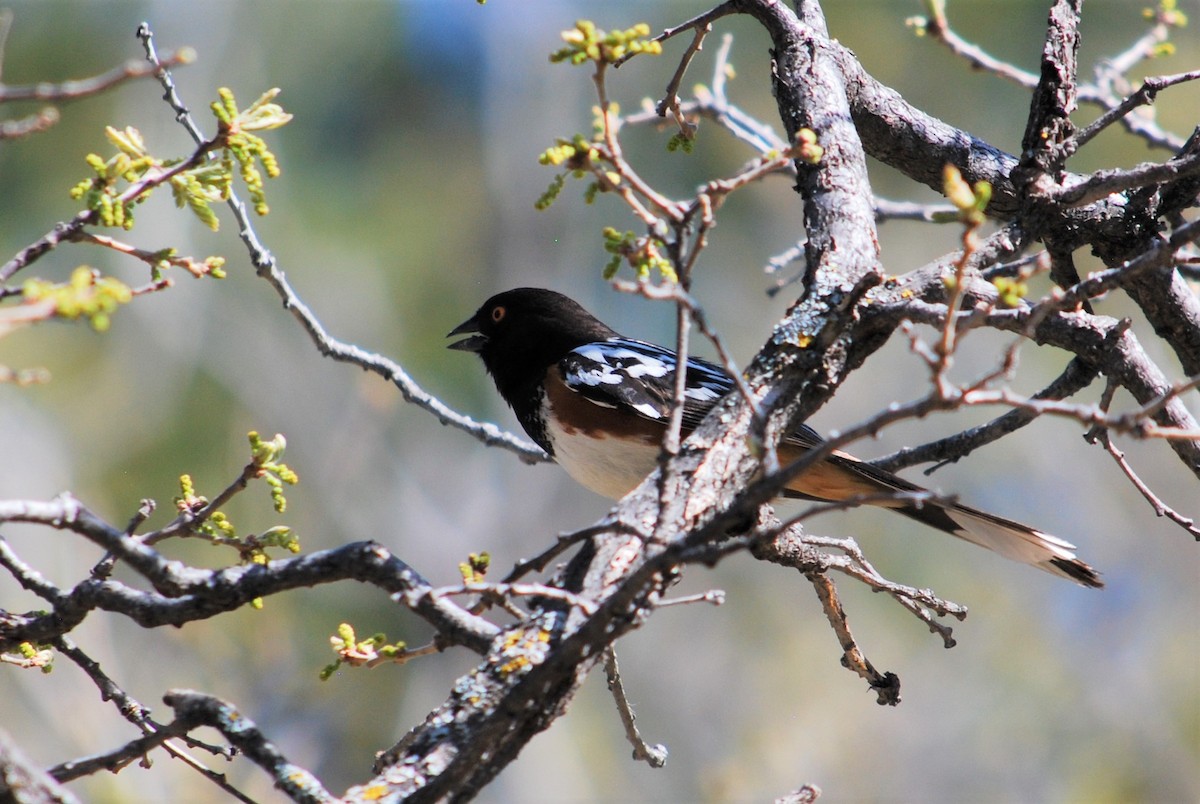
[924,0,1185,150]
[91,499,157,579]
[757,497,969,636]
[147,460,260,543]
[0,136,221,283]
[802,536,965,646]
[654,22,710,133]
[657,589,725,607]
[592,66,683,224]
[958,385,1200,440]
[1074,68,1200,149]
[1046,150,1200,208]
[874,198,958,222]
[501,524,614,583]
[1094,431,1200,539]
[0,537,66,605]
[603,647,668,768]
[133,23,549,466]
[0,107,59,140]
[48,719,194,785]
[923,2,1039,87]
[0,49,194,103]
[429,582,599,616]
[807,571,901,705]
[51,638,250,801]
[71,231,223,278]
[872,356,1099,474]
[339,641,441,670]
[775,784,823,804]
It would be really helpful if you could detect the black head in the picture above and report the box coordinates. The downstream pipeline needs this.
[448,288,617,399]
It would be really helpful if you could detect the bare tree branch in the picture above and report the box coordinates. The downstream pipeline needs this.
[160,691,334,804]
[873,356,1099,474]
[3,5,1196,801]
[0,495,497,655]
[131,23,551,467]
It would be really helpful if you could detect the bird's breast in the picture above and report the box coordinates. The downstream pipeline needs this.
[542,370,662,499]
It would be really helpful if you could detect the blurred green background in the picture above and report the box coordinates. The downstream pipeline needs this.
[1,1,1197,802]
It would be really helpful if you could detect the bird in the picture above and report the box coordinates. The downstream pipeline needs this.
[448,287,1102,588]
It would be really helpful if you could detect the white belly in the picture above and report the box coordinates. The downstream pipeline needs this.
[545,416,661,500]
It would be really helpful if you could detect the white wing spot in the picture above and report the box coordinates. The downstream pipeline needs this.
[576,345,612,365]
[620,355,671,378]
[572,367,622,386]
[631,401,664,418]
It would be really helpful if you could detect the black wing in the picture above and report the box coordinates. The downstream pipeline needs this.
[559,338,733,432]
[559,337,826,449]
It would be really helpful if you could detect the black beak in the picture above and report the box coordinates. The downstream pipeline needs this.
[447,316,487,353]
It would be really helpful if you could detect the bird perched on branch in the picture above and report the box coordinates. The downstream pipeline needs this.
[449,287,1101,588]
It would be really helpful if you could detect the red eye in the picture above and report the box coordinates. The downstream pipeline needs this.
[491,305,506,323]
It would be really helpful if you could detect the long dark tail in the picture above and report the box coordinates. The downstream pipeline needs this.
[783,450,1104,588]
[892,495,1103,588]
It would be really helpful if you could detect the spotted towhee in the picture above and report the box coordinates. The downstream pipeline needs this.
[449,288,1101,588]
